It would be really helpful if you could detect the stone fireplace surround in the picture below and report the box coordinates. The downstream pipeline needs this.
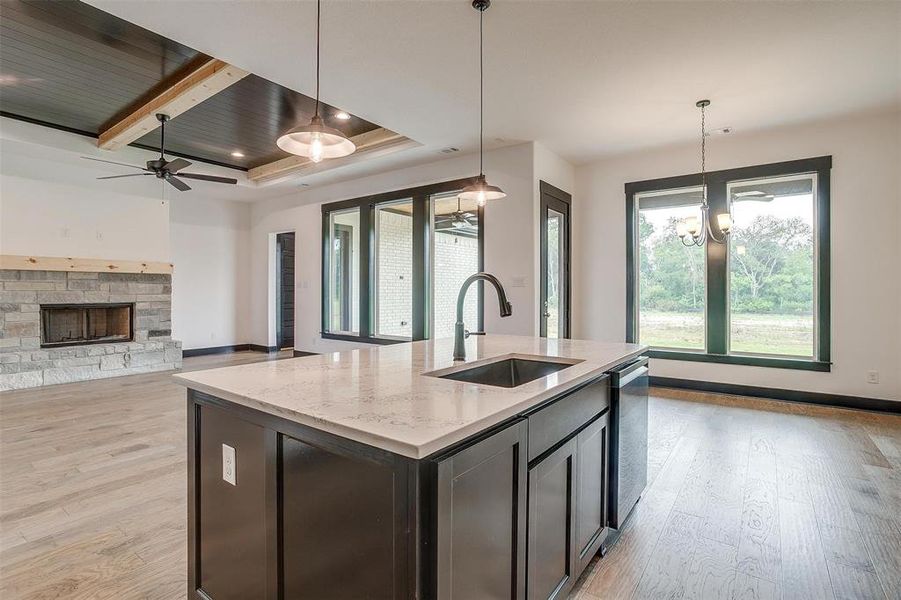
[0,268,181,390]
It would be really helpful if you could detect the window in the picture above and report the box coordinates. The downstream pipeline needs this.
[635,187,706,350]
[431,191,481,339]
[326,208,360,334]
[626,156,831,371]
[322,178,483,343]
[375,199,414,339]
[728,174,816,358]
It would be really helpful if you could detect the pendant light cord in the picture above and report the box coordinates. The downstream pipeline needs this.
[479,6,484,176]
[314,0,321,118]
[700,102,706,204]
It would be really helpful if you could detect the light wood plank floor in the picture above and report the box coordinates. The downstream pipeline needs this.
[1,352,899,599]
[572,388,901,600]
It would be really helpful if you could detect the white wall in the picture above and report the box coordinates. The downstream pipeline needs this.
[573,110,901,401]
[0,173,170,262]
[250,142,555,353]
[169,197,252,350]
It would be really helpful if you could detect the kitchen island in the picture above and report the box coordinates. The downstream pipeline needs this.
[175,335,646,600]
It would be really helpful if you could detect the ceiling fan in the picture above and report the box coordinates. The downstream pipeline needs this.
[82,113,238,192]
[434,198,478,233]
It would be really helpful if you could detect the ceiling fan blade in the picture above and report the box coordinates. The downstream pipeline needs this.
[97,173,154,180]
[178,173,238,185]
[81,156,145,170]
[164,158,191,173]
[166,176,191,192]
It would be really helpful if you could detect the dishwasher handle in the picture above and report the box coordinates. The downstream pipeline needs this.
[616,365,648,388]
[610,355,649,388]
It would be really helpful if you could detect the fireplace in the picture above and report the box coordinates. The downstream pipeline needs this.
[40,303,134,348]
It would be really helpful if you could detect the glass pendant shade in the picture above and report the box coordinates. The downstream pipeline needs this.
[458,175,506,206]
[716,212,733,233]
[684,215,701,236]
[277,115,356,162]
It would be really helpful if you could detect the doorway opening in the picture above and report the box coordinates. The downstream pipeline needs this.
[276,231,296,350]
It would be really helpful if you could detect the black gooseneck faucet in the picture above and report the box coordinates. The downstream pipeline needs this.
[453,272,513,361]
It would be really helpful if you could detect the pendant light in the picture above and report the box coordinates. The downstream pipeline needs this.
[459,0,506,206]
[277,0,355,162]
[677,100,732,246]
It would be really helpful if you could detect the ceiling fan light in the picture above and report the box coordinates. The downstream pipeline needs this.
[458,175,506,206]
[277,115,356,160]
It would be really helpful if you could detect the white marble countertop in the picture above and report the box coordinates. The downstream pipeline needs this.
[173,335,646,459]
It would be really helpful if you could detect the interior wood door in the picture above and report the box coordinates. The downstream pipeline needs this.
[276,232,295,349]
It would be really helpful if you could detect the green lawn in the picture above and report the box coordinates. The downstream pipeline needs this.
[639,311,813,357]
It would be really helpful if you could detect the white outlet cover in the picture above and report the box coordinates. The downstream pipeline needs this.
[866,371,880,384]
[222,444,236,486]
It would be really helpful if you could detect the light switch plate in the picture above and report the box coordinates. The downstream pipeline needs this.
[222,444,236,486]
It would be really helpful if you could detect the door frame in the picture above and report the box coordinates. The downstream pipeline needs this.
[539,181,572,338]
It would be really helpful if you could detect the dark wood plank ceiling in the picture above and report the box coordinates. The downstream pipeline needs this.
[0,0,380,170]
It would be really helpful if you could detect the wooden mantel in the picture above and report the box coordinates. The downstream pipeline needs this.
[0,255,173,275]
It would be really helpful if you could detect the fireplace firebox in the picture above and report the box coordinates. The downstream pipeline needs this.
[40,303,134,348]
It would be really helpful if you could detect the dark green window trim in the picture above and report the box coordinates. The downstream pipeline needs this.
[626,156,832,371]
[321,177,483,345]
[647,350,831,372]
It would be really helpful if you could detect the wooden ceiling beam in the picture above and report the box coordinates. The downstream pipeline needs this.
[247,128,418,184]
[98,57,249,150]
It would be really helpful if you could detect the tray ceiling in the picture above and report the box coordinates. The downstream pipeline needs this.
[0,0,380,170]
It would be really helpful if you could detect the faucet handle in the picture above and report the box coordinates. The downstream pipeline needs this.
[464,330,486,339]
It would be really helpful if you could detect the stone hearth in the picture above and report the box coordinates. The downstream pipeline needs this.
[0,269,181,390]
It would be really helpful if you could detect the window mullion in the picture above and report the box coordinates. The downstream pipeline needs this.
[360,203,373,338]
[412,194,428,341]
[706,175,729,355]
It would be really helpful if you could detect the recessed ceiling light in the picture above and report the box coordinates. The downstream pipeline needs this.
[335,111,351,120]
[230,151,245,158]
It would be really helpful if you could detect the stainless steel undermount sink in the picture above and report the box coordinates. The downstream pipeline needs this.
[427,355,583,388]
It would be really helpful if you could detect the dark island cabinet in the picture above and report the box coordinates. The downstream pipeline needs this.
[187,371,617,600]
[526,381,610,600]
[527,439,577,600]
[574,413,609,574]
[435,419,528,600]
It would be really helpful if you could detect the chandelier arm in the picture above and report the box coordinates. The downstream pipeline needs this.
[706,223,729,244]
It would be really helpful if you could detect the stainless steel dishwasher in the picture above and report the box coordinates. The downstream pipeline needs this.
[603,356,649,550]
